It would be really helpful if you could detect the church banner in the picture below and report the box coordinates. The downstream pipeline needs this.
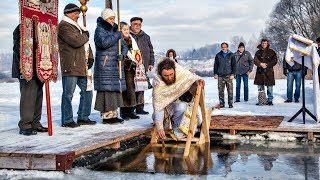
[285,34,320,121]
[20,0,59,81]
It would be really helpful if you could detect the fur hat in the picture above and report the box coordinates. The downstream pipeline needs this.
[238,42,245,48]
[130,17,143,23]
[64,3,80,15]
[101,8,116,20]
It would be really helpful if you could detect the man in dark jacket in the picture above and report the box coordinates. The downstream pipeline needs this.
[234,42,253,102]
[253,39,278,106]
[130,17,155,115]
[58,3,96,128]
[213,42,236,108]
[12,24,48,136]
[283,57,307,103]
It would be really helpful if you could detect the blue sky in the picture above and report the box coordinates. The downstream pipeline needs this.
[0,0,279,53]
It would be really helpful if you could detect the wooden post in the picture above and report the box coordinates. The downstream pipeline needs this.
[307,132,314,141]
[117,0,122,89]
[107,142,120,149]
[150,128,159,144]
[184,85,202,157]
[45,81,53,136]
[230,129,237,135]
[198,90,211,144]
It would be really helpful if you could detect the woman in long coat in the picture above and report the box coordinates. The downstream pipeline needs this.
[94,8,128,124]
[119,22,147,120]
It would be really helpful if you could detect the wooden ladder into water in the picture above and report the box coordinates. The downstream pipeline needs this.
[150,85,212,157]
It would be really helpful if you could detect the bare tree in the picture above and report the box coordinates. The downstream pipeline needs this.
[230,36,246,49]
[264,0,320,52]
[247,34,259,55]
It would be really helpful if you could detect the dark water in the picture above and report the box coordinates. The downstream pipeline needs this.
[92,140,320,179]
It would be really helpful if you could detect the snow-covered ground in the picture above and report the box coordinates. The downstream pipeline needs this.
[178,59,215,72]
[0,77,319,179]
[1,78,318,132]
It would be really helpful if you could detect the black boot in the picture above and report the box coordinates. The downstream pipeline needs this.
[128,113,140,119]
[121,107,131,120]
[77,119,97,125]
[136,104,149,114]
[103,117,124,124]
[19,128,37,136]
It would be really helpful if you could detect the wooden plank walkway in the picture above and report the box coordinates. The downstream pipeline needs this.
[0,119,153,171]
[210,115,320,137]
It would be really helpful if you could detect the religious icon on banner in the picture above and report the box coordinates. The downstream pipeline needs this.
[132,50,143,65]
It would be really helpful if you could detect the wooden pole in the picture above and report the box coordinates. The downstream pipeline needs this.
[198,90,210,144]
[184,85,202,157]
[45,81,53,136]
[117,0,122,81]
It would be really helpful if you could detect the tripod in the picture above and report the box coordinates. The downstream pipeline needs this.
[288,56,317,124]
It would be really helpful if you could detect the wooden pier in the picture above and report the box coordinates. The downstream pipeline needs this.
[1,115,320,171]
[0,119,153,171]
[210,115,320,140]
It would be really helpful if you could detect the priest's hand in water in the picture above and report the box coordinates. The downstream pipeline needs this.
[157,129,166,139]
[196,79,205,88]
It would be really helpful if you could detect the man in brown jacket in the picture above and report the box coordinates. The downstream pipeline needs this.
[58,3,95,127]
[253,39,278,106]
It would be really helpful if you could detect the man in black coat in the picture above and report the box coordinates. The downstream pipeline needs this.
[12,24,48,136]
[130,17,155,115]
[253,39,277,106]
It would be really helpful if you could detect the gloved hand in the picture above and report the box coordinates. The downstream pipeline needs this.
[87,58,94,69]
[283,69,288,76]
[129,61,137,72]
[117,54,124,61]
[83,31,90,38]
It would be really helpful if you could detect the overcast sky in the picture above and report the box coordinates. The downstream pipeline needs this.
[0,0,279,53]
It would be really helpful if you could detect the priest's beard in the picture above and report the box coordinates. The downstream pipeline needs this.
[162,75,176,85]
